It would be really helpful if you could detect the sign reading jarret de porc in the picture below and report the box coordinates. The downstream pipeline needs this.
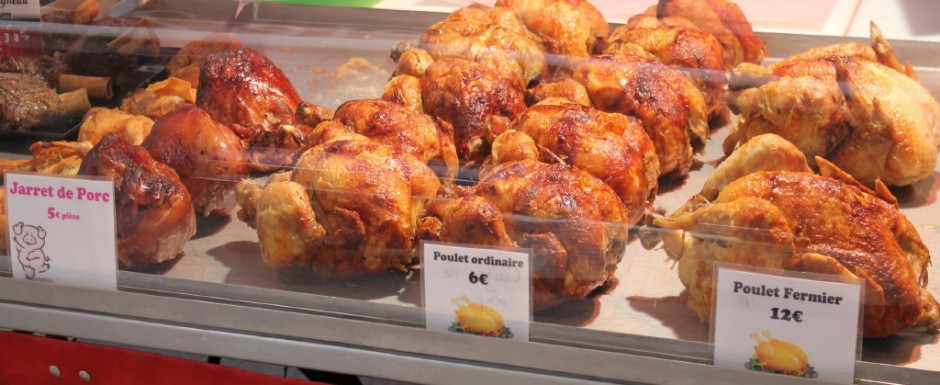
[5,171,117,290]
[713,265,863,384]
[422,241,531,341]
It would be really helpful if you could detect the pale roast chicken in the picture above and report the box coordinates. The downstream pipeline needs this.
[495,0,608,78]
[651,0,765,67]
[306,99,459,181]
[78,133,196,269]
[418,3,545,86]
[726,24,940,186]
[236,134,440,277]
[142,104,250,217]
[420,143,630,309]
[605,20,728,121]
[499,98,659,225]
[571,52,708,177]
[197,48,312,171]
[650,134,940,338]
[384,57,527,171]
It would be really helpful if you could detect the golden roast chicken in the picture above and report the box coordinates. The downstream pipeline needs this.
[726,23,940,187]
[420,132,630,309]
[649,134,940,338]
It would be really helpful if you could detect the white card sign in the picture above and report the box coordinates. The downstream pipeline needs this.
[0,0,40,20]
[422,241,531,341]
[5,171,117,290]
[713,265,863,384]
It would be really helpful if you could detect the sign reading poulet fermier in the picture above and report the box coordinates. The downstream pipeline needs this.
[712,265,863,384]
[0,0,42,57]
[422,241,531,341]
[5,171,117,290]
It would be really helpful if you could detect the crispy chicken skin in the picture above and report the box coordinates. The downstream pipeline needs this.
[502,98,659,225]
[78,107,154,146]
[419,4,546,85]
[28,140,95,177]
[653,135,940,338]
[120,77,197,120]
[310,99,459,181]
[142,104,250,217]
[79,133,196,269]
[495,0,608,78]
[605,23,727,120]
[573,52,708,177]
[421,158,629,310]
[726,25,940,186]
[197,48,311,171]
[237,135,440,277]
[654,0,765,67]
[385,57,527,169]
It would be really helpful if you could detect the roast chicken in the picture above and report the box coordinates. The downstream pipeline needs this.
[305,99,459,181]
[650,134,940,338]
[571,52,708,177]
[651,0,765,67]
[726,24,940,186]
[197,48,312,171]
[420,139,630,309]
[497,98,659,225]
[495,0,608,78]
[384,57,527,172]
[78,133,196,269]
[142,104,250,217]
[418,3,545,86]
[605,19,728,121]
[236,134,440,277]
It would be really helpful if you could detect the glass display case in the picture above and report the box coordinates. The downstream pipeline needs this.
[2,1,939,384]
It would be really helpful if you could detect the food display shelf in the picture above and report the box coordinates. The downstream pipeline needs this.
[2,1,940,384]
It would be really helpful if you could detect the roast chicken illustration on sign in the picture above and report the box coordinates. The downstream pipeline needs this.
[747,330,817,378]
[13,222,51,279]
[449,296,512,338]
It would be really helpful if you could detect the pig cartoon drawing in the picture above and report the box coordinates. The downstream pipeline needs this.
[13,222,51,279]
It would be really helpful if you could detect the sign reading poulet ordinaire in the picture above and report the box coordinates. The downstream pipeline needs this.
[712,265,863,384]
[422,241,531,341]
[5,171,117,290]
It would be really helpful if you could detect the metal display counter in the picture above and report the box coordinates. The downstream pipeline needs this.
[2,1,940,383]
